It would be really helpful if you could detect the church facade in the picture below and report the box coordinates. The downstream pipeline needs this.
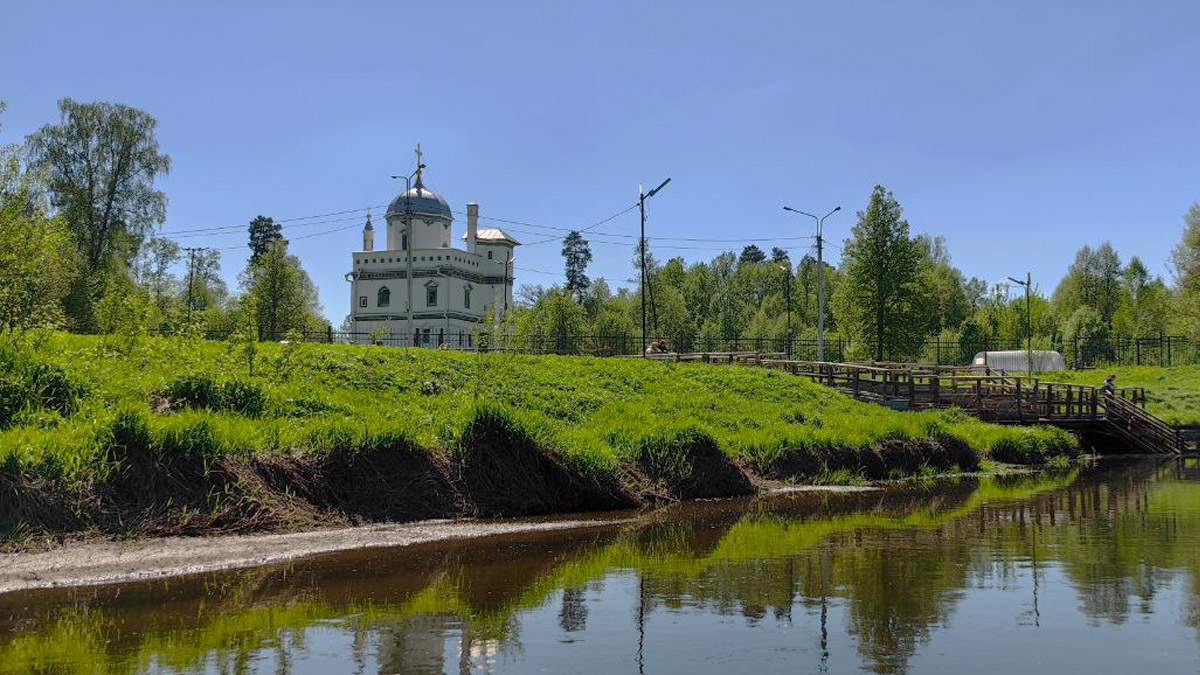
[347,156,518,347]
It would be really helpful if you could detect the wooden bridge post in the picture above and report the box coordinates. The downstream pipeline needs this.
[907,374,915,406]
[1016,379,1024,423]
[975,379,983,416]
[853,369,861,398]
[931,375,940,407]
[1090,389,1098,419]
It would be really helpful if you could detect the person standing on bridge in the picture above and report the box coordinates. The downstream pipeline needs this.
[1100,375,1116,397]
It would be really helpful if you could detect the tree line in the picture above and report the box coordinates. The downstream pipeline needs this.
[517,185,1200,361]
[0,99,325,340]
[4,98,1199,362]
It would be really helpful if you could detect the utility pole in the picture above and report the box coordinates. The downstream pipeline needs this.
[638,177,671,355]
[783,205,841,361]
[779,263,793,357]
[391,145,425,348]
[182,246,208,326]
[1008,272,1034,371]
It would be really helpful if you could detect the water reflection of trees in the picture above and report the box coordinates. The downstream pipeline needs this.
[2,460,1198,675]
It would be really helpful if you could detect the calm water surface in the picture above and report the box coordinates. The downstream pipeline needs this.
[3,458,1200,674]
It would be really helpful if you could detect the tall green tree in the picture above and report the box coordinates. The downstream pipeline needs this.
[514,287,587,353]
[24,99,171,328]
[247,215,282,264]
[132,236,180,318]
[914,235,970,333]
[185,249,228,313]
[1172,203,1200,338]
[1052,242,1123,327]
[739,244,766,265]
[561,230,593,302]
[25,99,170,269]
[240,240,323,339]
[833,186,929,361]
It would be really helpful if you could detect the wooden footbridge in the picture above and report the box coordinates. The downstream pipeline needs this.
[643,352,1189,454]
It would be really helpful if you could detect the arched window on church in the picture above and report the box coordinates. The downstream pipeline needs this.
[463,283,472,309]
[377,286,390,307]
[401,233,408,250]
[425,281,438,307]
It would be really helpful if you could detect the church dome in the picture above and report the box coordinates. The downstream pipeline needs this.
[387,178,452,220]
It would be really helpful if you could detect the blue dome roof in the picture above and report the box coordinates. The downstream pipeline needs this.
[386,178,452,219]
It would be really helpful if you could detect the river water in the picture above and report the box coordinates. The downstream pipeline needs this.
[2,458,1199,674]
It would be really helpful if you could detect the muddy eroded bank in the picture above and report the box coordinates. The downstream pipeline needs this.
[1,410,983,548]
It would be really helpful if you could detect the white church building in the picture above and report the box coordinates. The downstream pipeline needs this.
[346,151,519,347]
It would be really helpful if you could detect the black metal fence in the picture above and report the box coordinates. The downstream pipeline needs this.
[152,328,1196,368]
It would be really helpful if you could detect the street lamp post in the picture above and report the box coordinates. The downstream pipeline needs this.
[778,263,793,357]
[783,205,841,361]
[390,160,425,347]
[1007,272,1033,371]
[639,178,671,355]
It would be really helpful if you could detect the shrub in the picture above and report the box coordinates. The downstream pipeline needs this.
[163,374,267,417]
[221,380,268,417]
[0,348,84,428]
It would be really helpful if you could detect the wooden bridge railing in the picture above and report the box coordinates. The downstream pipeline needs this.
[646,352,1181,454]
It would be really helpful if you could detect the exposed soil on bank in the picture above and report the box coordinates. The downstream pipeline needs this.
[1,429,986,550]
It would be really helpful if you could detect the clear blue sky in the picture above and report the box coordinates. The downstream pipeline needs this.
[3,1,1199,323]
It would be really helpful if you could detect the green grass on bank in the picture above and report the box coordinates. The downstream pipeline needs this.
[0,333,1076,485]
[1042,365,1200,426]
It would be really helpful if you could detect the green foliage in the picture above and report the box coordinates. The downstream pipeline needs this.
[24,98,170,331]
[738,244,766,264]
[225,307,259,376]
[561,230,592,302]
[1053,241,1123,327]
[1063,305,1108,344]
[514,287,587,353]
[164,374,267,417]
[0,347,84,429]
[240,239,324,338]
[0,334,1077,485]
[0,182,76,333]
[1172,203,1200,339]
[833,185,930,361]
[247,215,282,264]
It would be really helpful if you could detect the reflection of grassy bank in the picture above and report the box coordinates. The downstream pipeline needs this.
[11,467,1177,675]
[0,334,1077,541]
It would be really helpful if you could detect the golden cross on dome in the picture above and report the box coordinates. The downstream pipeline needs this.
[414,143,424,184]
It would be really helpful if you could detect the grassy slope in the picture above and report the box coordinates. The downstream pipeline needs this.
[1043,365,1200,425]
[0,334,1073,487]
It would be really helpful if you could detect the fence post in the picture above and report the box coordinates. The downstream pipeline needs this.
[931,375,940,407]
[1016,379,1023,423]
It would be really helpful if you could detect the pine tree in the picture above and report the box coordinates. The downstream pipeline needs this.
[833,185,928,361]
[561,230,593,302]
[739,244,766,265]
[247,215,283,264]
